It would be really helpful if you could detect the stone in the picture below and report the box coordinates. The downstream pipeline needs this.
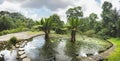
[18,51,25,55]
[18,48,24,51]
[20,54,27,59]
[22,58,31,61]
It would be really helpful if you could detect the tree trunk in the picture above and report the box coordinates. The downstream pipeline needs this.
[45,30,49,41]
[71,29,76,42]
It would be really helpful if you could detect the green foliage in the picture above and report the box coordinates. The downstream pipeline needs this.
[0,11,35,32]
[8,36,18,46]
[49,14,63,26]
[48,14,64,34]
[100,1,120,37]
[97,28,108,36]
[0,16,14,31]
[78,13,98,32]
[84,30,95,37]
[102,1,112,11]
[66,6,83,42]
[39,18,53,41]
[78,18,89,32]
[0,28,28,36]
[39,15,64,34]
[66,6,83,19]
[97,28,109,39]
[41,18,52,31]
[55,28,67,34]
[89,13,98,29]
[68,18,80,29]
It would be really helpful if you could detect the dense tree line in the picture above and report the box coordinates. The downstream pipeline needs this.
[73,1,120,39]
[0,11,35,32]
[36,1,120,41]
[0,1,119,42]
[54,1,120,41]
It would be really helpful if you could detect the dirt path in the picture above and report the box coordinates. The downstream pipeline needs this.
[0,31,44,41]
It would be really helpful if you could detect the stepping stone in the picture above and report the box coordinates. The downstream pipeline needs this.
[23,58,31,61]
[20,42,27,48]
[16,44,20,48]
[20,54,27,59]
[24,41,28,43]
[18,48,24,51]
[18,51,25,55]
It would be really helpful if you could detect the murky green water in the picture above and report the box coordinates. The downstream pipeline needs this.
[24,35,110,61]
[0,35,110,61]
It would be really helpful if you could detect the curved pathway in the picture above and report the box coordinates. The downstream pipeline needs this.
[0,31,44,41]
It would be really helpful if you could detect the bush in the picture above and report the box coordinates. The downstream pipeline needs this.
[0,28,29,36]
[97,28,109,39]
[8,37,18,46]
[55,28,67,34]
[84,30,95,37]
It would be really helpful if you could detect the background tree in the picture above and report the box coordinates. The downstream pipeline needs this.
[0,11,36,36]
[101,1,112,27]
[89,13,98,30]
[66,6,83,20]
[0,11,35,31]
[49,14,64,34]
[109,9,120,37]
[100,1,120,37]
[0,16,14,31]
[100,1,113,37]
[66,6,83,42]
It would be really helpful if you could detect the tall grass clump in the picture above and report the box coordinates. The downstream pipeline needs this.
[8,36,18,46]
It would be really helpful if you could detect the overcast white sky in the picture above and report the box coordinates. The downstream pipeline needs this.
[0,0,119,22]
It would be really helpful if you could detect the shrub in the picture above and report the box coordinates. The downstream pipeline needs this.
[97,28,109,39]
[55,28,67,34]
[0,28,29,36]
[8,36,18,46]
[84,30,95,37]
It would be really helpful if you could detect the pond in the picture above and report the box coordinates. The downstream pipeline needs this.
[0,35,110,61]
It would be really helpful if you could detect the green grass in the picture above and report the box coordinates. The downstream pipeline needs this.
[0,28,28,36]
[108,38,120,61]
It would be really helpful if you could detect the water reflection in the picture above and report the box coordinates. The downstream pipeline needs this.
[55,39,71,61]
[39,39,58,61]
[24,35,45,61]
[0,50,17,61]
[0,35,107,61]
[65,41,80,61]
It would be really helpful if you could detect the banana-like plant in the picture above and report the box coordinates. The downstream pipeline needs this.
[41,18,52,41]
[68,17,80,42]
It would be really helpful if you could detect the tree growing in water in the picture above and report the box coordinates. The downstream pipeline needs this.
[66,6,83,42]
[68,18,80,42]
[40,18,52,41]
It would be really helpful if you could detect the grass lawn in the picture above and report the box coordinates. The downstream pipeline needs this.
[108,38,120,61]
